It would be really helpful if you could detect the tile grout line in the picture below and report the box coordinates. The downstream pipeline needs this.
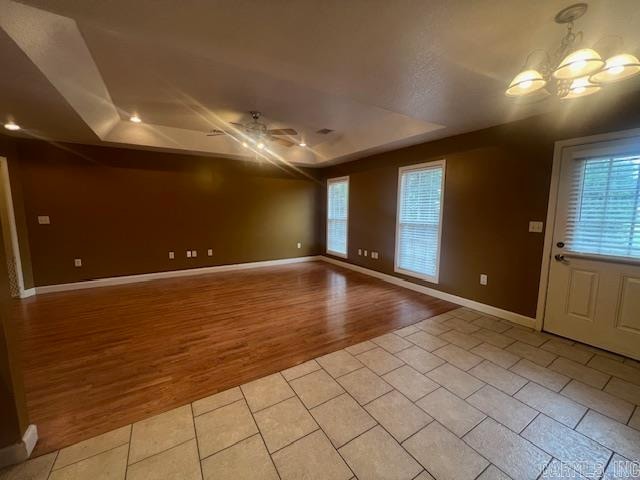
[249,393,296,415]
[293,360,436,476]
[127,437,194,468]
[601,374,614,391]
[192,389,246,417]
[48,441,130,474]
[283,364,357,477]
[44,449,60,480]
[472,463,491,480]
[124,423,133,480]
[629,405,639,427]
[240,385,283,480]
[333,387,414,476]
[189,403,205,480]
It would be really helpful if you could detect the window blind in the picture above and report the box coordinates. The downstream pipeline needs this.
[396,164,444,281]
[566,154,640,259]
[327,178,348,256]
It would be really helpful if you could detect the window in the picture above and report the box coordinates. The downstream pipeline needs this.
[327,176,349,257]
[395,161,445,283]
[566,154,640,259]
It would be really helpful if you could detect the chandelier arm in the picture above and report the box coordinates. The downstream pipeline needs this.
[522,49,552,78]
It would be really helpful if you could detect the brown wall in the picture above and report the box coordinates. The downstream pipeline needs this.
[5,140,323,287]
[322,93,640,318]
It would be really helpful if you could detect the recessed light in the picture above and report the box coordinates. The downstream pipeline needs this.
[242,142,248,148]
[130,115,142,123]
[4,122,20,131]
[299,142,307,147]
[257,142,265,150]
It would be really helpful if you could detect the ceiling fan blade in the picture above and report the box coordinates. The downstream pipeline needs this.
[267,128,298,136]
[230,122,245,128]
[271,137,295,147]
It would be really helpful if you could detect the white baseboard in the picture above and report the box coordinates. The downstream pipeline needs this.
[19,288,36,298]
[320,256,536,329]
[34,256,321,295]
[0,424,37,470]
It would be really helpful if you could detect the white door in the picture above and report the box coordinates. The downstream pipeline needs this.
[545,136,640,360]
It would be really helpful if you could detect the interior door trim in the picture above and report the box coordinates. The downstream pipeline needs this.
[535,127,640,332]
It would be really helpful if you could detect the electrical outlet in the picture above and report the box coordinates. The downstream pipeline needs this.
[192,250,197,257]
[74,258,82,267]
[480,274,488,285]
[169,251,175,259]
[297,242,301,249]
[358,249,362,256]
[207,249,213,256]
[186,250,192,258]
[37,215,50,225]
[529,221,544,233]
[371,251,379,259]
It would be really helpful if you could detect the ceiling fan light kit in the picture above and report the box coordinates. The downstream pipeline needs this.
[506,3,640,100]
[207,111,301,152]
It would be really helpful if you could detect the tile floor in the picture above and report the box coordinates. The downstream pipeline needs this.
[2,307,640,480]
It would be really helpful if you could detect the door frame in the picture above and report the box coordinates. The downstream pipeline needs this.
[535,127,640,332]
[0,156,27,298]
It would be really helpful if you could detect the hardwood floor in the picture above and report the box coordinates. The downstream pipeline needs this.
[15,261,457,455]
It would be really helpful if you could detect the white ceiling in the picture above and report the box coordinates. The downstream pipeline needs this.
[1,0,640,166]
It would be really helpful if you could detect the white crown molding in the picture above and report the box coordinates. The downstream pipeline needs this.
[320,256,536,329]
[33,256,321,294]
[0,424,38,470]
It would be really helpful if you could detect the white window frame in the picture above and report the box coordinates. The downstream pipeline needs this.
[394,160,446,284]
[326,176,349,258]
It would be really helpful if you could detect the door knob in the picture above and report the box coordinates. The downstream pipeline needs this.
[556,241,565,248]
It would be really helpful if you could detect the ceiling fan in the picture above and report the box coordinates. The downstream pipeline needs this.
[207,111,298,148]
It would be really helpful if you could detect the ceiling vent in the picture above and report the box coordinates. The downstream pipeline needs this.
[316,128,334,135]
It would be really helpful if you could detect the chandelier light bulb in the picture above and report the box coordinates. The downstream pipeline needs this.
[553,48,604,80]
[4,121,20,131]
[590,53,640,84]
[571,60,587,72]
[257,142,265,150]
[563,76,601,99]
[505,70,546,97]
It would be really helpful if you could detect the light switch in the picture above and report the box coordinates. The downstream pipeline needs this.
[529,221,544,233]
[74,258,82,267]
[364,250,368,257]
[192,250,197,257]
[207,249,213,256]
[297,242,302,249]
[38,215,50,225]
[358,249,362,256]
[169,251,175,259]
[186,250,192,258]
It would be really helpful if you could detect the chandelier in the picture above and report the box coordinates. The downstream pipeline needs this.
[506,3,640,100]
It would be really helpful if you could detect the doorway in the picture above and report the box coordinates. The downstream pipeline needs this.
[543,132,640,360]
[0,157,25,298]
